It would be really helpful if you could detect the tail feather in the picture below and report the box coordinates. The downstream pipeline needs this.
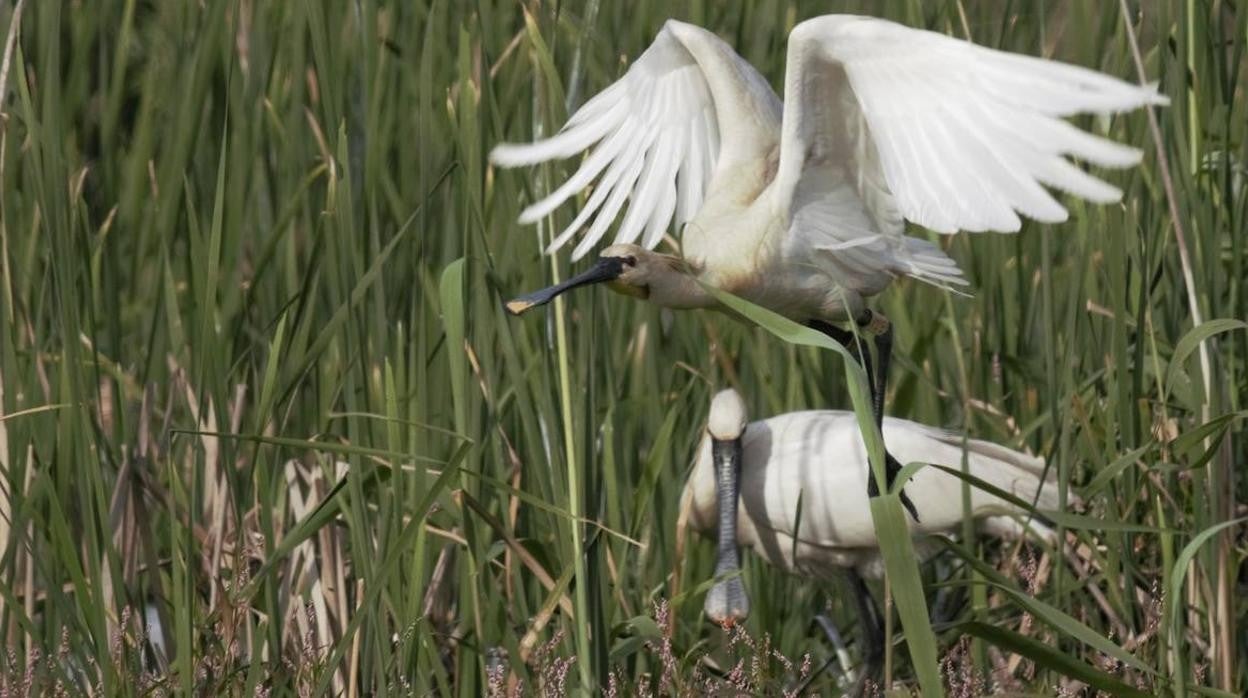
[896,236,970,292]
[921,426,1066,512]
[979,515,1058,545]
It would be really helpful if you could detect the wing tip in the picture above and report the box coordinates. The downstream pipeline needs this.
[489,143,534,168]
[516,206,542,225]
[1101,82,1169,113]
[1103,145,1145,169]
[1032,207,1070,226]
[1144,82,1171,108]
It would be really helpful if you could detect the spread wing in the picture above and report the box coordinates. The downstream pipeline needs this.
[491,20,780,260]
[491,25,718,260]
[773,15,1169,236]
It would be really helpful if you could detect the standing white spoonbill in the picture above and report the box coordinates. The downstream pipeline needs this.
[496,15,1164,507]
[683,389,1060,680]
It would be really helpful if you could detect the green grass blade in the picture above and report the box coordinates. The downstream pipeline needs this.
[706,285,943,696]
[957,621,1152,698]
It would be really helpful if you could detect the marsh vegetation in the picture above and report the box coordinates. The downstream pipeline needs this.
[0,1,1244,695]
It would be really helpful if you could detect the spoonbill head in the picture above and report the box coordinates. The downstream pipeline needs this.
[504,244,693,314]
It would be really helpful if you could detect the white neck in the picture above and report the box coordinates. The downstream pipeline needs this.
[647,263,717,310]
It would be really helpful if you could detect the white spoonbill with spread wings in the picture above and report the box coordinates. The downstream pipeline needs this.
[495,15,1165,502]
[683,389,1061,683]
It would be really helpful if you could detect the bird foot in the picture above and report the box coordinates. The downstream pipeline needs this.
[867,451,921,522]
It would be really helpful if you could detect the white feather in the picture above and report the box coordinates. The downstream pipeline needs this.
[494,14,1164,316]
[683,404,1063,578]
[490,21,773,258]
[773,15,1168,238]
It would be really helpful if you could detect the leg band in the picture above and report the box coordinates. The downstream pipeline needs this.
[859,310,891,337]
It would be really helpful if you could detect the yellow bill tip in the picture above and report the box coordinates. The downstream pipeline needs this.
[505,299,534,315]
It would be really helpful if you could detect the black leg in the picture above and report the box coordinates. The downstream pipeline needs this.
[870,317,892,430]
[811,315,919,522]
[848,571,884,665]
[930,581,968,629]
[849,309,891,432]
[846,570,885,698]
[867,452,920,521]
[864,316,920,521]
[807,319,874,391]
[813,614,850,655]
[794,593,884,697]
[786,614,851,695]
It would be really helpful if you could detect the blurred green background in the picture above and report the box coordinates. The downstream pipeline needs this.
[0,0,1243,694]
